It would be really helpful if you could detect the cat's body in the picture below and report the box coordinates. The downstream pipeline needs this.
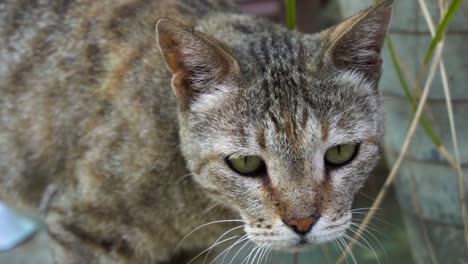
[0,0,392,263]
[1,1,242,262]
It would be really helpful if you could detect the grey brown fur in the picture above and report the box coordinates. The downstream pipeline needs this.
[0,0,392,263]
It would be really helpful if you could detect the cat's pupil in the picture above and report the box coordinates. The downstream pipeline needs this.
[225,156,266,177]
[324,144,359,167]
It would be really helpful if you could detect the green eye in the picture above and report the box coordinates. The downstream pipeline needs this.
[226,155,266,176]
[324,144,358,166]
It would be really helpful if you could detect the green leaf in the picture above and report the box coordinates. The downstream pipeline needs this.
[386,37,413,105]
[423,0,462,64]
[285,0,296,31]
[386,36,443,147]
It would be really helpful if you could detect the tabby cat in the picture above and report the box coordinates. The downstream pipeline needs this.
[0,0,392,263]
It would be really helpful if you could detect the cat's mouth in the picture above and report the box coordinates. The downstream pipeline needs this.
[246,233,344,252]
[291,237,313,250]
[244,214,351,251]
[285,231,347,251]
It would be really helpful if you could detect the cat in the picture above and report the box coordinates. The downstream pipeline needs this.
[0,0,392,263]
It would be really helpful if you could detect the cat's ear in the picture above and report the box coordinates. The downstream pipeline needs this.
[156,19,239,110]
[322,0,392,80]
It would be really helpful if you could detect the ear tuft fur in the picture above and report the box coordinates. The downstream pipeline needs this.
[156,19,239,110]
[323,0,393,80]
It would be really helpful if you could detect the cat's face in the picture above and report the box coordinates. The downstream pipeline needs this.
[182,70,382,250]
[157,1,391,251]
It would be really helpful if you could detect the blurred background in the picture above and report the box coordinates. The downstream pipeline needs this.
[1,0,467,263]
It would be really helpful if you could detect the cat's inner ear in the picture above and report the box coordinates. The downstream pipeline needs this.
[322,0,392,80]
[156,19,239,110]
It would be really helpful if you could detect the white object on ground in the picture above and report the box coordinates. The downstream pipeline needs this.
[0,202,38,251]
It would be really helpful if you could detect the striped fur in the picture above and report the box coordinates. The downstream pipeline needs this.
[0,0,392,263]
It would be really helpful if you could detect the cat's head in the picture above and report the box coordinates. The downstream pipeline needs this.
[156,0,392,251]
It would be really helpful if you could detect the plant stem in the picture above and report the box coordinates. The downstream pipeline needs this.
[285,0,296,31]
[423,0,462,64]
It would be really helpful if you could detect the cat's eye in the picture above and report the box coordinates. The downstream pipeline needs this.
[225,156,266,176]
[324,144,358,167]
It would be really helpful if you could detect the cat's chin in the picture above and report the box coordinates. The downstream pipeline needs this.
[269,235,342,252]
[281,241,319,253]
[253,239,328,253]
[248,234,340,253]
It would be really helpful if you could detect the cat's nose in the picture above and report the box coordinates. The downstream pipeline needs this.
[283,213,321,235]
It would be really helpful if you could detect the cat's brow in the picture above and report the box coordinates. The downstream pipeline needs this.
[321,119,329,141]
[255,127,266,150]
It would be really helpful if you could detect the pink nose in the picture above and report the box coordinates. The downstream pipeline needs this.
[284,214,321,235]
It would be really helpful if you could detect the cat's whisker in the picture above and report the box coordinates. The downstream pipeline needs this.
[203,203,220,214]
[224,235,249,262]
[335,238,349,264]
[174,219,246,252]
[342,232,380,264]
[350,208,391,227]
[245,242,261,264]
[331,239,340,258]
[257,246,266,264]
[349,223,388,261]
[351,211,384,218]
[351,214,391,228]
[229,240,254,264]
[342,232,372,254]
[351,213,386,224]
[253,248,261,264]
[241,246,253,264]
[348,224,380,246]
[214,235,248,264]
[350,210,385,220]
[175,173,193,183]
[357,192,376,201]
[263,247,272,264]
[349,223,387,262]
[350,221,389,239]
[350,213,387,224]
[350,207,382,212]
[258,245,268,264]
[248,245,259,264]
[349,222,380,242]
[203,225,246,264]
[243,244,259,264]
[346,228,382,264]
[187,235,239,264]
[341,238,354,264]
[252,244,265,264]
[340,236,358,264]
[237,242,255,264]
[255,246,263,264]
[347,227,385,260]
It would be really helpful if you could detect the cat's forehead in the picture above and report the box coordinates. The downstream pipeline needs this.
[234,67,380,152]
[192,32,381,151]
[244,32,320,76]
[237,32,324,114]
[236,33,377,126]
